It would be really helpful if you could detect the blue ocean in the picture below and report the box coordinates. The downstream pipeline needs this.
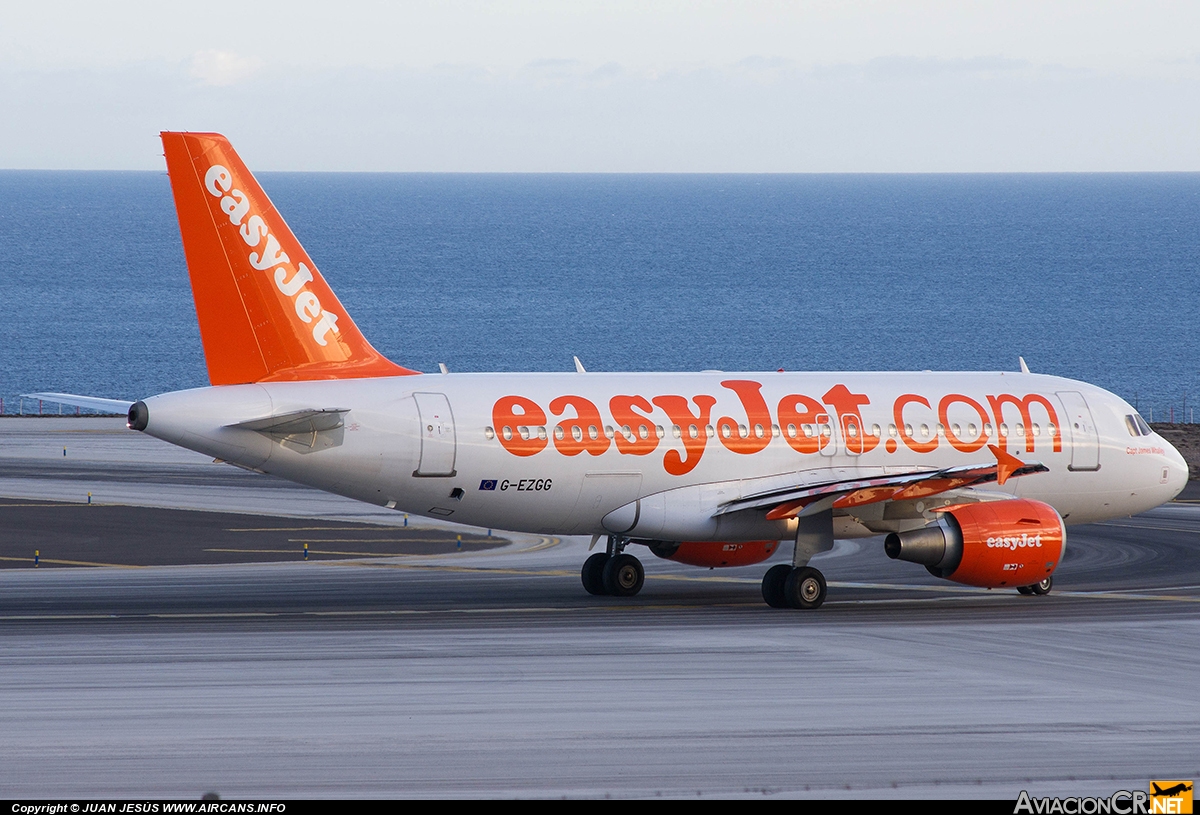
[1,171,1197,421]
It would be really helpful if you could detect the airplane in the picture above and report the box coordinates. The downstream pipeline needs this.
[29,132,1190,610]
[1152,783,1193,798]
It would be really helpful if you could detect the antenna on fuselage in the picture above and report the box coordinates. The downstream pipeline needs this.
[574,356,587,373]
[1019,356,1031,374]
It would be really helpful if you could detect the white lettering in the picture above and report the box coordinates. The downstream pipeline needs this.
[220,190,250,226]
[240,215,269,247]
[295,291,321,323]
[249,234,289,270]
[312,311,340,346]
[275,263,314,297]
[204,165,232,197]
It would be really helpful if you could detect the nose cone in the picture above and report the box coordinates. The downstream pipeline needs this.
[1162,437,1190,501]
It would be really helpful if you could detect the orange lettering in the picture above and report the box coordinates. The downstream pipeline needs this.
[938,393,991,453]
[549,395,610,456]
[717,380,772,455]
[822,383,877,454]
[652,395,717,476]
[777,393,828,455]
[609,395,660,456]
[492,396,548,457]
[987,393,1063,453]
[894,393,938,453]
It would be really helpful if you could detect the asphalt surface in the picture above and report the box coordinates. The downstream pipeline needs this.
[0,418,1197,799]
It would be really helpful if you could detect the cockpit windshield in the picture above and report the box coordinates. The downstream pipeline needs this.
[1125,413,1153,437]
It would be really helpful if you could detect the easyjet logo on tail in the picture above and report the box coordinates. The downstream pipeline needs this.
[491,382,1064,475]
[203,165,341,347]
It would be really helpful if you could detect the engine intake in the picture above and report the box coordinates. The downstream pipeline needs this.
[884,499,1064,588]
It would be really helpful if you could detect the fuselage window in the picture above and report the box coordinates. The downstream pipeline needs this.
[1124,415,1140,437]
[1135,414,1152,435]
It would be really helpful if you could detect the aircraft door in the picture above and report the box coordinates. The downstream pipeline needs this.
[841,412,864,456]
[412,392,457,477]
[817,412,837,457]
[1056,391,1100,471]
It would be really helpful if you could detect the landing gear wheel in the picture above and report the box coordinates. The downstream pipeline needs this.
[581,553,610,595]
[1017,585,1035,596]
[1030,576,1053,596]
[762,564,792,608]
[783,566,827,610]
[602,553,645,597]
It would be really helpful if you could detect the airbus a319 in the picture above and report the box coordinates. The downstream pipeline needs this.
[32,132,1189,610]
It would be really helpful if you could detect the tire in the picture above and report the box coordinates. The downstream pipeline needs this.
[603,553,645,597]
[1030,576,1053,596]
[1016,585,1035,596]
[581,553,610,595]
[783,566,827,610]
[762,564,792,608]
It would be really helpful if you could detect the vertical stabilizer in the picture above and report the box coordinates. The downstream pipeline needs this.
[161,131,416,385]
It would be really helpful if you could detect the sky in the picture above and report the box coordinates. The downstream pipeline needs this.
[1,1,1198,171]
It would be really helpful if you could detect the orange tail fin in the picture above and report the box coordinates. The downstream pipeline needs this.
[161,131,417,385]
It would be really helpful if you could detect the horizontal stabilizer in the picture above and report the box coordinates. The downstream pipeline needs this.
[21,392,134,413]
[228,408,348,435]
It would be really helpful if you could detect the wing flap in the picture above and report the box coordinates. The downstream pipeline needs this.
[718,458,1049,519]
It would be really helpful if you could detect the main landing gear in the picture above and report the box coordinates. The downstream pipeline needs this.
[1017,576,1053,596]
[761,508,835,610]
[761,564,828,609]
[581,536,645,597]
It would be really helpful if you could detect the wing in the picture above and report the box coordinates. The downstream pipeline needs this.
[716,445,1047,520]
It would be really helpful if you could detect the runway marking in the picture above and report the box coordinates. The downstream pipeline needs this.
[286,538,497,544]
[0,502,104,507]
[204,546,497,557]
[4,587,1200,623]
[1095,522,1200,534]
[0,555,140,568]
[228,526,421,532]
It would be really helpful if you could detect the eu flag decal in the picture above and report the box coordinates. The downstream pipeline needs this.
[479,479,498,491]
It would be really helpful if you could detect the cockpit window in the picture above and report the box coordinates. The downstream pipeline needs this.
[1125,414,1153,436]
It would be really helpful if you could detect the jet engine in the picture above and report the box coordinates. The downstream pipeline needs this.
[883,499,1064,588]
[645,540,780,568]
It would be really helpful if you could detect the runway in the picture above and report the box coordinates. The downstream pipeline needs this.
[1,418,1198,798]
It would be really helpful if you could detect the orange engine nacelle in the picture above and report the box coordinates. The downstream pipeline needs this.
[883,499,1064,588]
[646,540,780,568]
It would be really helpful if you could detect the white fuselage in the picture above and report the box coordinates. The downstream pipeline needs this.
[139,369,1188,540]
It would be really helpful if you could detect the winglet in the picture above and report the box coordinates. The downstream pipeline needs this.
[988,443,1024,486]
[161,132,417,385]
